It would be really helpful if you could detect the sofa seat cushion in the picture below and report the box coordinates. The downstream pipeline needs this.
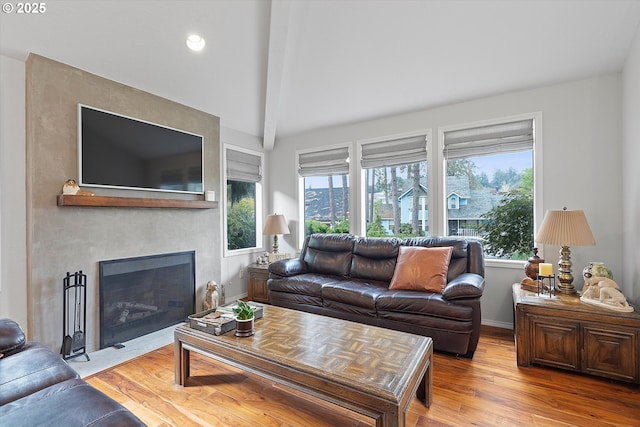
[322,279,388,310]
[0,342,79,405]
[376,290,473,322]
[0,378,145,426]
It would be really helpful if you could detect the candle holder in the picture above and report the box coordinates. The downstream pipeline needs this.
[536,274,556,298]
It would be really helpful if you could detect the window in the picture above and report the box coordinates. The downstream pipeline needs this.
[224,147,263,253]
[298,146,350,237]
[442,118,535,259]
[360,133,428,238]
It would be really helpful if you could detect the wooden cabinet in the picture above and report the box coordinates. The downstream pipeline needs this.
[513,284,640,384]
[248,264,270,304]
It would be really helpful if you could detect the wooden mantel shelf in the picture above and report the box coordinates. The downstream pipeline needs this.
[57,194,218,209]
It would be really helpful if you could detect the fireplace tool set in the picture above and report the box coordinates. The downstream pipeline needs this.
[61,271,90,361]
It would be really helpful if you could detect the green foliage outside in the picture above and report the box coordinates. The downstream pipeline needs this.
[305,218,350,236]
[227,197,256,250]
[480,168,534,260]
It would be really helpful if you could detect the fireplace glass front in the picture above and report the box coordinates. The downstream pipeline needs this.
[99,251,195,349]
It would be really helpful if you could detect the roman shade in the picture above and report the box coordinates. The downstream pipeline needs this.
[298,146,350,177]
[360,134,427,168]
[226,148,262,182]
[444,119,534,160]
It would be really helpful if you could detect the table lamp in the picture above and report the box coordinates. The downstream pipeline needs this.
[534,207,595,294]
[263,214,290,254]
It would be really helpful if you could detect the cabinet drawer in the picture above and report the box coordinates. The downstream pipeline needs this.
[583,324,638,383]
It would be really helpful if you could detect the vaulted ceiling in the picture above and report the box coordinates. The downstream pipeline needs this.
[2,1,639,149]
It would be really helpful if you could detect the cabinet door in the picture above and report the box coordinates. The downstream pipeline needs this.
[583,324,638,383]
[530,317,580,371]
[249,269,270,303]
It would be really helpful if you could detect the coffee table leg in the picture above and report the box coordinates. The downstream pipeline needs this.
[174,338,190,385]
[377,407,403,427]
[416,357,432,407]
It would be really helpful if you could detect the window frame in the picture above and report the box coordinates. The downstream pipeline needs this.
[222,144,265,257]
[436,112,543,268]
[296,142,354,248]
[356,130,431,237]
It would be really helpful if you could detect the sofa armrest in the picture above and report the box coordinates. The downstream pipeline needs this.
[269,258,308,278]
[442,273,485,300]
[0,318,26,357]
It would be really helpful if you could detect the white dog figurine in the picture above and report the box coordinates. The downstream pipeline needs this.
[203,281,219,311]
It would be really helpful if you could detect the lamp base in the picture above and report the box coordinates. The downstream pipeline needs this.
[556,245,577,295]
[271,235,279,254]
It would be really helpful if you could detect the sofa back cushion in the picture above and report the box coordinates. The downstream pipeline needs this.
[302,234,355,277]
[350,237,401,282]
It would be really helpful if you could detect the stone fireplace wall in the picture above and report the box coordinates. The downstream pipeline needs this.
[26,54,221,352]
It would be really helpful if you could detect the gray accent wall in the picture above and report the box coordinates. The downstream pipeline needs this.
[26,54,221,352]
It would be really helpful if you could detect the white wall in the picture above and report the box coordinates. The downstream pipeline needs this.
[0,54,28,331]
[270,74,624,328]
[622,24,640,304]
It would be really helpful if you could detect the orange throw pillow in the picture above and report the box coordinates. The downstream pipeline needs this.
[389,246,453,293]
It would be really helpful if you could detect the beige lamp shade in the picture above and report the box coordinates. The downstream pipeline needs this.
[535,209,595,246]
[263,214,290,236]
[263,214,289,254]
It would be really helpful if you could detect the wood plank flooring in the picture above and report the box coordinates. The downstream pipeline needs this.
[86,326,640,426]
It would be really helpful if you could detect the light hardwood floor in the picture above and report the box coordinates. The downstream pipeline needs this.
[86,326,640,426]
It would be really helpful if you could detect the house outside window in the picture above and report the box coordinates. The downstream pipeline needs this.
[224,146,263,254]
[442,117,537,260]
[360,133,428,238]
[298,146,350,237]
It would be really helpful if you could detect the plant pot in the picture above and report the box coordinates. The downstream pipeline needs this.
[235,317,255,337]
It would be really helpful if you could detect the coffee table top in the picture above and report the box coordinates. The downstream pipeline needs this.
[177,304,432,402]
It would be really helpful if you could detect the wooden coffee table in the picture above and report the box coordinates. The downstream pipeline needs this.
[175,305,432,427]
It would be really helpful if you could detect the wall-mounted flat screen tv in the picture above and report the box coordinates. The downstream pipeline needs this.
[79,104,204,194]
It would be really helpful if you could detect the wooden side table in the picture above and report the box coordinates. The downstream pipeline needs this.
[512,283,640,385]
[247,263,270,303]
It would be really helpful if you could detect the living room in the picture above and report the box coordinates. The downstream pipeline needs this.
[1,1,639,425]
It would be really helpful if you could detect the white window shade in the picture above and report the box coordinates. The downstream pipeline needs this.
[360,134,427,168]
[444,119,533,160]
[298,146,349,177]
[227,149,262,182]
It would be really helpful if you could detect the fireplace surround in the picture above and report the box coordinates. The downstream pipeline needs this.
[99,251,195,349]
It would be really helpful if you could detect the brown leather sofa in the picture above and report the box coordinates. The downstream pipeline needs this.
[268,234,485,357]
[0,318,145,426]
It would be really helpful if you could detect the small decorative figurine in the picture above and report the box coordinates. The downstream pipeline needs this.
[62,179,95,196]
[203,281,219,311]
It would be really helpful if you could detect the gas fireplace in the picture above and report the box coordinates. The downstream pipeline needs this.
[99,251,195,349]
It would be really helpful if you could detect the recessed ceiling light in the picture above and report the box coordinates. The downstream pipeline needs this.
[186,34,205,52]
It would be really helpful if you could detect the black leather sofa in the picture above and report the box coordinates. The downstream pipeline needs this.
[0,318,145,426]
[268,234,485,357]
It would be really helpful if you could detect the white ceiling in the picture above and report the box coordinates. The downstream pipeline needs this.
[2,0,639,149]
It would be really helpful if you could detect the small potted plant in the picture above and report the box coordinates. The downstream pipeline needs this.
[232,300,256,337]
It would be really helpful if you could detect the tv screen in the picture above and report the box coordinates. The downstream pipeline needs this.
[79,104,203,194]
